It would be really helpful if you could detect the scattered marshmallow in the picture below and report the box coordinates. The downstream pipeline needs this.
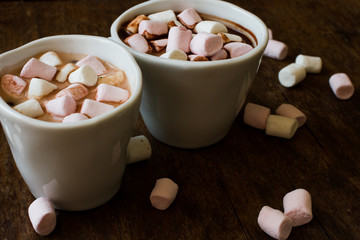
[39,51,63,67]
[96,83,130,103]
[150,39,168,52]
[125,33,152,53]
[27,78,58,99]
[76,55,107,76]
[56,83,88,100]
[210,49,228,61]
[265,114,298,139]
[126,15,149,34]
[98,70,126,87]
[278,63,306,87]
[166,26,193,53]
[1,74,27,96]
[276,103,307,128]
[190,32,223,56]
[283,189,313,227]
[13,99,44,118]
[195,20,228,34]
[160,49,188,61]
[80,99,114,118]
[218,32,243,44]
[243,102,271,130]
[55,63,77,82]
[258,206,293,240]
[177,8,202,29]
[224,42,253,58]
[148,10,177,23]
[127,135,152,164]
[264,39,288,60]
[45,95,77,117]
[138,20,169,40]
[295,54,322,73]
[329,73,354,100]
[68,65,98,87]
[20,58,57,81]
[268,28,273,39]
[188,55,209,61]
[62,113,89,123]
[150,178,178,210]
[28,197,56,236]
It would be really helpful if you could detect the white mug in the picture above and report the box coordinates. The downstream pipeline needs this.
[111,0,268,149]
[0,35,142,211]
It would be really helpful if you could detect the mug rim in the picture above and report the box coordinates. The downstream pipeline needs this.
[0,34,142,129]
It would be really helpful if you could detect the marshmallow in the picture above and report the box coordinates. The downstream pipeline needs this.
[329,73,354,100]
[160,49,188,61]
[45,95,77,117]
[28,197,56,236]
[150,39,168,52]
[283,189,313,227]
[13,99,44,118]
[76,55,107,76]
[127,135,152,164]
[27,78,58,99]
[276,103,306,128]
[258,206,293,240]
[166,26,193,53]
[268,28,273,39]
[195,20,228,34]
[62,113,89,123]
[266,115,298,139]
[210,49,228,61]
[80,99,114,118]
[98,70,126,87]
[138,20,169,40]
[56,83,88,100]
[278,63,306,87]
[126,14,149,34]
[190,32,223,56]
[148,10,177,23]
[168,20,184,28]
[295,54,322,73]
[177,8,202,29]
[125,33,152,53]
[55,63,77,82]
[224,42,253,58]
[264,39,288,60]
[150,178,178,210]
[68,65,98,87]
[1,74,27,96]
[20,58,57,81]
[96,83,130,103]
[243,102,271,130]
[39,51,63,67]
[218,32,243,44]
[188,55,209,61]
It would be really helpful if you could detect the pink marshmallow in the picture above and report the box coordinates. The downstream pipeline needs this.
[150,38,168,52]
[56,83,88,100]
[96,83,130,103]
[166,26,193,53]
[28,197,56,236]
[20,58,57,81]
[62,113,89,123]
[210,49,228,61]
[276,103,307,128]
[45,95,77,117]
[76,55,107,75]
[125,33,151,53]
[80,99,114,118]
[329,73,354,100]
[258,206,293,240]
[177,8,202,29]
[1,74,27,96]
[283,189,313,227]
[150,178,178,210]
[268,28,273,39]
[138,20,168,39]
[243,102,271,130]
[190,32,223,56]
[264,39,288,60]
[224,42,253,58]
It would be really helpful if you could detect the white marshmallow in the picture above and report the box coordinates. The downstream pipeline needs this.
[295,54,322,73]
[55,63,77,82]
[160,49,188,61]
[27,78,58,99]
[221,32,243,43]
[13,99,44,118]
[148,10,177,23]
[39,51,63,67]
[283,189,313,227]
[195,20,228,34]
[127,135,152,164]
[258,206,293,240]
[278,63,306,87]
[28,197,56,236]
[265,114,298,139]
[68,65,98,87]
[150,178,178,210]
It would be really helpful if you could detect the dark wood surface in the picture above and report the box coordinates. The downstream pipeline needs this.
[1,0,359,239]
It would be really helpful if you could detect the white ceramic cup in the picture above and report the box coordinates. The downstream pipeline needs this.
[111,0,268,149]
[0,35,142,211]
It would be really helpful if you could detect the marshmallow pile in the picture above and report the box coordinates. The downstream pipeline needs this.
[123,9,254,61]
[258,189,313,240]
[1,51,130,122]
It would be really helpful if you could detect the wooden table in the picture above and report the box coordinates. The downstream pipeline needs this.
[1,0,359,239]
